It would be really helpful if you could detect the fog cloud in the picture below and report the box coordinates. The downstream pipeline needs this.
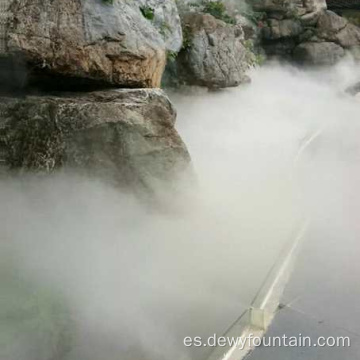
[2,60,360,360]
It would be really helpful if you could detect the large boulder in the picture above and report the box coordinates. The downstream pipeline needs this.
[258,0,327,58]
[176,13,251,88]
[316,10,349,41]
[335,24,360,48]
[0,89,191,193]
[303,0,327,14]
[235,14,257,41]
[2,0,183,88]
[316,11,360,48]
[252,0,293,13]
[262,19,303,40]
[252,0,326,17]
[293,41,345,65]
[257,0,360,64]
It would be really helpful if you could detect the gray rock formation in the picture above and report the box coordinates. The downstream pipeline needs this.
[0,89,191,193]
[138,0,183,53]
[176,12,251,88]
[317,10,360,48]
[235,14,257,41]
[257,0,360,65]
[262,19,303,40]
[253,0,326,16]
[293,41,345,65]
[2,0,183,88]
[253,0,294,13]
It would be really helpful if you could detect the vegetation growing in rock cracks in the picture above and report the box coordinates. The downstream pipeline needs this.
[140,6,155,21]
[167,51,178,63]
[201,0,236,24]
[184,0,266,27]
[241,9,266,25]
[181,24,193,51]
[243,39,266,67]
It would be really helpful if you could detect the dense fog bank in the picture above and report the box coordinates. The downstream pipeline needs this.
[2,61,360,360]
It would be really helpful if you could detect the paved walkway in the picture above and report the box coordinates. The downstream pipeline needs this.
[247,223,360,359]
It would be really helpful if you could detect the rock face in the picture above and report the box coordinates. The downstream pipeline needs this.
[138,0,183,53]
[262,19,303,40]
[253,0,326,16]
[257,0,360,65]
[0,89,191,193]
[176,13,251,88]
[0,0,192,196]
[3,0,183,88]
[316,10,360,48]
[235,14,257,41]
[293,41,345,65]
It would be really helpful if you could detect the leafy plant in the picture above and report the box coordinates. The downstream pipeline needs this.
[202,1,226,19]
[254,53,266,66]
[181,24,193,51]
[243,39,254,51]
[239,9,266,25]
[102,0,114,5]
[243,39,266,67]
[140,6,155,21]
[167,51,178,63]
[201,0,236,25]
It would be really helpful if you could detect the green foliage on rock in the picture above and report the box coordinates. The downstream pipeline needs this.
[167,50,178,63]
[140,6,155,21]
[181,24,194,51]
[243,39,266,67]
[241,9,266,25]
[201,0,236,24]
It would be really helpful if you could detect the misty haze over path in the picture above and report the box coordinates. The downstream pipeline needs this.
[1,62,360,360]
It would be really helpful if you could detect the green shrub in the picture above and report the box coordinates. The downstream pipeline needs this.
[181,24,193,51]
[167,51,178,63]
[140,6,155,21]
[241,10,266,25]
[243,40,266,67]
[254,53,266,66]
[102,0,114,5]
[203,1,226,19]
[201,0,236,24]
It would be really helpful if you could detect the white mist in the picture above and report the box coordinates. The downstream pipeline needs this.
[1,60,360,360]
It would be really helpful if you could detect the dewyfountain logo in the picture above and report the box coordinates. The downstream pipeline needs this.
[184,334,351,350]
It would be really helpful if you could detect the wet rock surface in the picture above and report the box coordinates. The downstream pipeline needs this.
[138,0,183,53]
[176,12,251,88]
[0,89,191,193]
[258,0,360,65]
[3,0,179,88]
[293,41,345,65]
